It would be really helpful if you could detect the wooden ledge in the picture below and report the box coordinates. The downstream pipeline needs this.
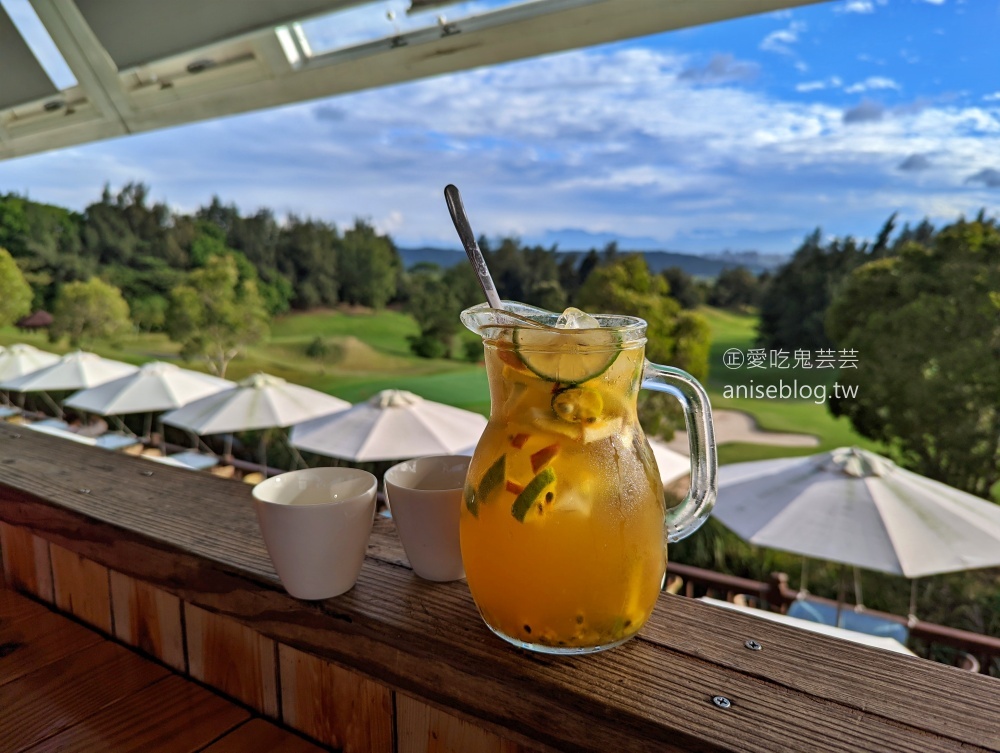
[0,425,997,753]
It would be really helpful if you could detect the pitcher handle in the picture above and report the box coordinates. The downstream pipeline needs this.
[642,362,717,542]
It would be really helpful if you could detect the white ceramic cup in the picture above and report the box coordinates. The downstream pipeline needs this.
[252,467,377,600]
[384,455,471,582]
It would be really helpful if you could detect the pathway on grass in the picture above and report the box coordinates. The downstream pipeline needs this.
[666,408,820,454]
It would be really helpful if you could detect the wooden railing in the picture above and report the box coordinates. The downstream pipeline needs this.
[1,425,998,753]
[666,563,1000,673]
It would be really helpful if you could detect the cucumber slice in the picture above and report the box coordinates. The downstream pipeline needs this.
[513,325,619,384]
[511,467,557,522]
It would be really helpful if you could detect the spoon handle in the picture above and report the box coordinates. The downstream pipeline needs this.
[444,184,503,310]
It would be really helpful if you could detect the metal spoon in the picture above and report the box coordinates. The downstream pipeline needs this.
[444,184,504,310]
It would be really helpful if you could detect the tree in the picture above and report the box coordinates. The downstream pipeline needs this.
[0,193,91,309]
[403,267,461,358]
[757,229,873,351]
[661,266,701,310]
[0,247,32,326]
[50,277,131,347]
[166,255,269,377]
[338,220,399,309]
[131,294,169,332]
[275,215,339,309]
[708,267,762,311]
[826,217,1000,498]
[575,255,711,438]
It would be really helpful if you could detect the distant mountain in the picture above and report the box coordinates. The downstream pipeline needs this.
[397,247,783,277]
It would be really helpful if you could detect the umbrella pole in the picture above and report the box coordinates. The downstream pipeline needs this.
[800,558,809,593]
[224,434,233,461]
[835,564,847,628]
[284,434,307,470]
[41,391,62,419]
[853,567,864,609]
[143,413,152,442]
[260,433,269,478]
[908,579,918,621]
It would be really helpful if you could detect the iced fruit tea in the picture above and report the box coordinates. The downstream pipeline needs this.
[461,311,666,652]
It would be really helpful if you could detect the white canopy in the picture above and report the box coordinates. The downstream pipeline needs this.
[714,447,1000,579]
[0,344,62,383]
[291,388,487,462]
[160,372,350,435]
[0,350,138,392]
[64,361,233,415]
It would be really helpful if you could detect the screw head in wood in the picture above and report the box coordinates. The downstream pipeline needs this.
[712,696,732,709]
[141,471,154,476]
[77,488,91,494]
[745,639,762,651]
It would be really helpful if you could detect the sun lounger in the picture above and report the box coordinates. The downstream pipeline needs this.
[787,598,910,643]
[166,451,219,471]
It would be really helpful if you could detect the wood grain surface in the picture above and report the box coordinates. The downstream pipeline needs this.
[22,673,249,753]
[397,695,539,753]
[201,718,328,753]
[49,541,112,632]
[0,522,53,601]
[0,586,321,753]
[1,427,998,753]
[109,569,185,671]
[279,644,394,753]
[0,603,103,687]
[0,583,48,624]
[0,639,168,750]
[185,602,280,718]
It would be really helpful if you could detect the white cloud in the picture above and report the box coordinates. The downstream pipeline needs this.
[983,92,1000,102]
[837,1,875,13]
[760,22,807,55]
[2,45,999,253]
[920,0,946,4]
[796,77,843,92]
[845,76,900,93]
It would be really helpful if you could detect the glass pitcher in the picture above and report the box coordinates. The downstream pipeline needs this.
[460,301,717,654]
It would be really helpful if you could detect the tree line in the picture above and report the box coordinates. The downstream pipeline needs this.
[0,183,402,317]
[755,212,999,502]
[0,183,402,375]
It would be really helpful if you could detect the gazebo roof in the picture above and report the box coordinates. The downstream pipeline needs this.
[0,0,819,161]
[15,310,54,329]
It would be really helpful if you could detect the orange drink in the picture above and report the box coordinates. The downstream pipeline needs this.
[461,302,717,654]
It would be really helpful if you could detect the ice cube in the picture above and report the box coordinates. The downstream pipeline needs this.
[556,307,601,329]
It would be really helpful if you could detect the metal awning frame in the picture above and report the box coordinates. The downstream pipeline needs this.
[0,0,824,161]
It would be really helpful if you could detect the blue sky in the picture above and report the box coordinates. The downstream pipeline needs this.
[2,0,999,254]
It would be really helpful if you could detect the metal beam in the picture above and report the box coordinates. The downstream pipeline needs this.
[28,0,132,127]
[3,0,827,160]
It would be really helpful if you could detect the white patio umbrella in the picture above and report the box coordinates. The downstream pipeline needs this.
[0,350,137,392]
[0,344,61,385]
[64,361,234,440]
[0,350,138,416]
[291,389,488,462]
[161,373,351,474]
[161,373,350,435]
[648,437,691,486]
[714,446,1000,617]
[65,361,233,415]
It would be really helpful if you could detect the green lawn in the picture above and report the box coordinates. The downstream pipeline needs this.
[268,308,419,356]
[698,306,878,461]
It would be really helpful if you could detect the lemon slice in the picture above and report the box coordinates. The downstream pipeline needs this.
[513,308,619,384]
